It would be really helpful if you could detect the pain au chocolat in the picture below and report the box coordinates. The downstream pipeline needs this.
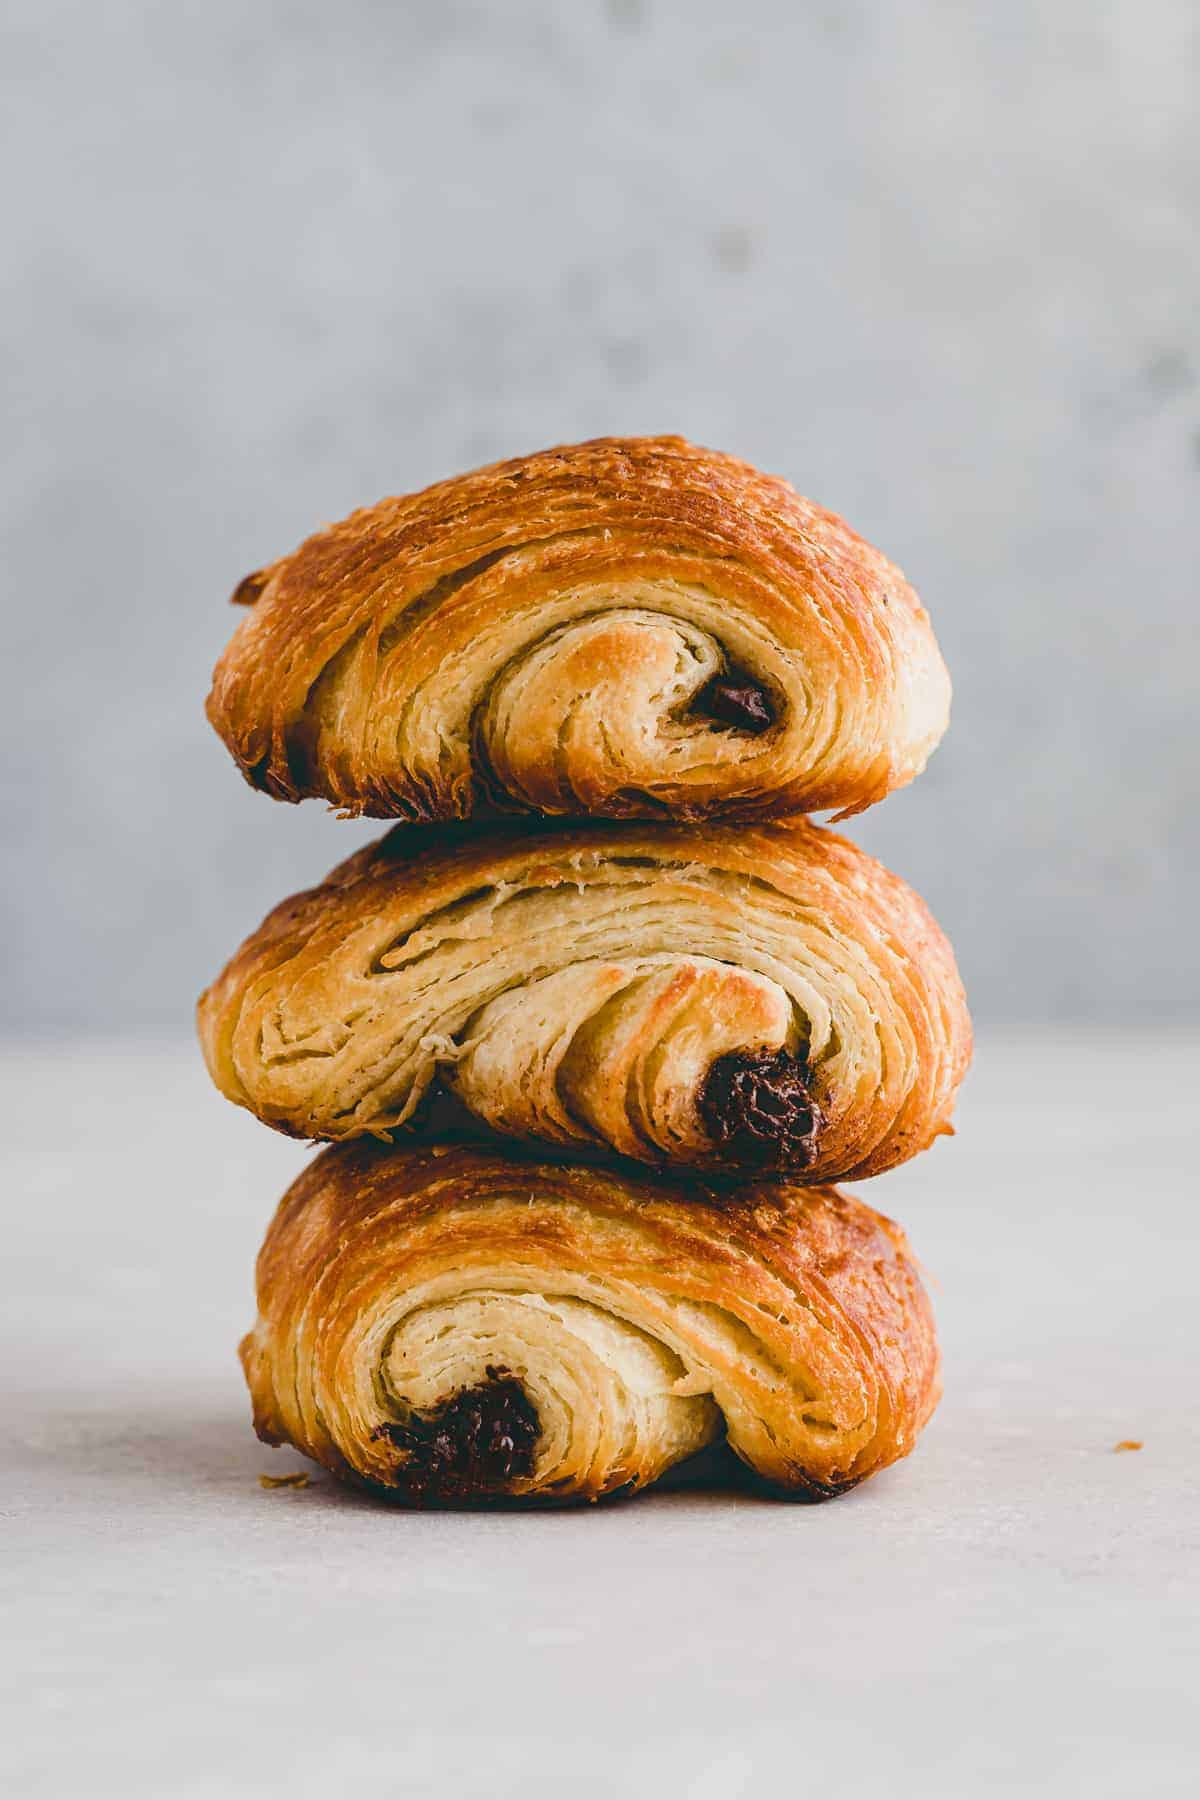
[241,1141,941,1504]
[208,436,950,825]
[198,818,971,1180]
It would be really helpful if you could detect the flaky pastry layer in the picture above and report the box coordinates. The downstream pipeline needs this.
[208,436,950,823]
[242,1141,941,1503]
[198,818,971,1179]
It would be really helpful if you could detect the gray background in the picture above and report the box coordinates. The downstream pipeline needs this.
[3,0,1197,1033]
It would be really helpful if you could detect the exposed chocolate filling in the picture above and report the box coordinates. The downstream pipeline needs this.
[700,1049,824,1169]
[690,673,774,735]
[372,1366,540,1503]
[230,567,269,606]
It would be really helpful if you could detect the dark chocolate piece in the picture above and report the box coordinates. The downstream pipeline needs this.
[373,1366,539,1502]
[700,1049,824,1169]
[690,674,774,735]
[230,567,269,607]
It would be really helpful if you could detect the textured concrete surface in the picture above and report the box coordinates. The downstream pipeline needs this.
[4,1035,1199,1796]
[3,0,1198,1030]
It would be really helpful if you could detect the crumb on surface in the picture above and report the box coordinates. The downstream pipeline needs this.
[259,1471,310,1489]
[1113,1440,1143,1453]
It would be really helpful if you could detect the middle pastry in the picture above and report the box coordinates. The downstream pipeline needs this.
[199,819,971,1179]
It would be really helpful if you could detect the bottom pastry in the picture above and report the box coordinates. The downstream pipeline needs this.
[241,1142,940,1504]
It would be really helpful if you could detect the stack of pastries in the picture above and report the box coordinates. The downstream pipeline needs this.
[200,436,970,1506]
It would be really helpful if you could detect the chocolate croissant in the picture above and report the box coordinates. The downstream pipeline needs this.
[198,818,970,1179]
[208,436,950,824]
[241,1140,941,1504]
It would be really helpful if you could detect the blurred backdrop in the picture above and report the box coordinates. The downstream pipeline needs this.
[3,0,1196,1033]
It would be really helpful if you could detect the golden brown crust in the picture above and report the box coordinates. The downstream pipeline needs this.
[241,1140,941,1503]
[207,436,950,823]
[198,817,971,1180]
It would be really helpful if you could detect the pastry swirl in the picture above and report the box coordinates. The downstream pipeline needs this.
[198,818,971,1179]
[241,1141,941,1503]
[208,436,950,823]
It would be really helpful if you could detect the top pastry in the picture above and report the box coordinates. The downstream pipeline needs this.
[208,435,949,823]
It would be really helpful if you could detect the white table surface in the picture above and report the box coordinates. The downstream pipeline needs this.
[4,1034,1198,1798]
